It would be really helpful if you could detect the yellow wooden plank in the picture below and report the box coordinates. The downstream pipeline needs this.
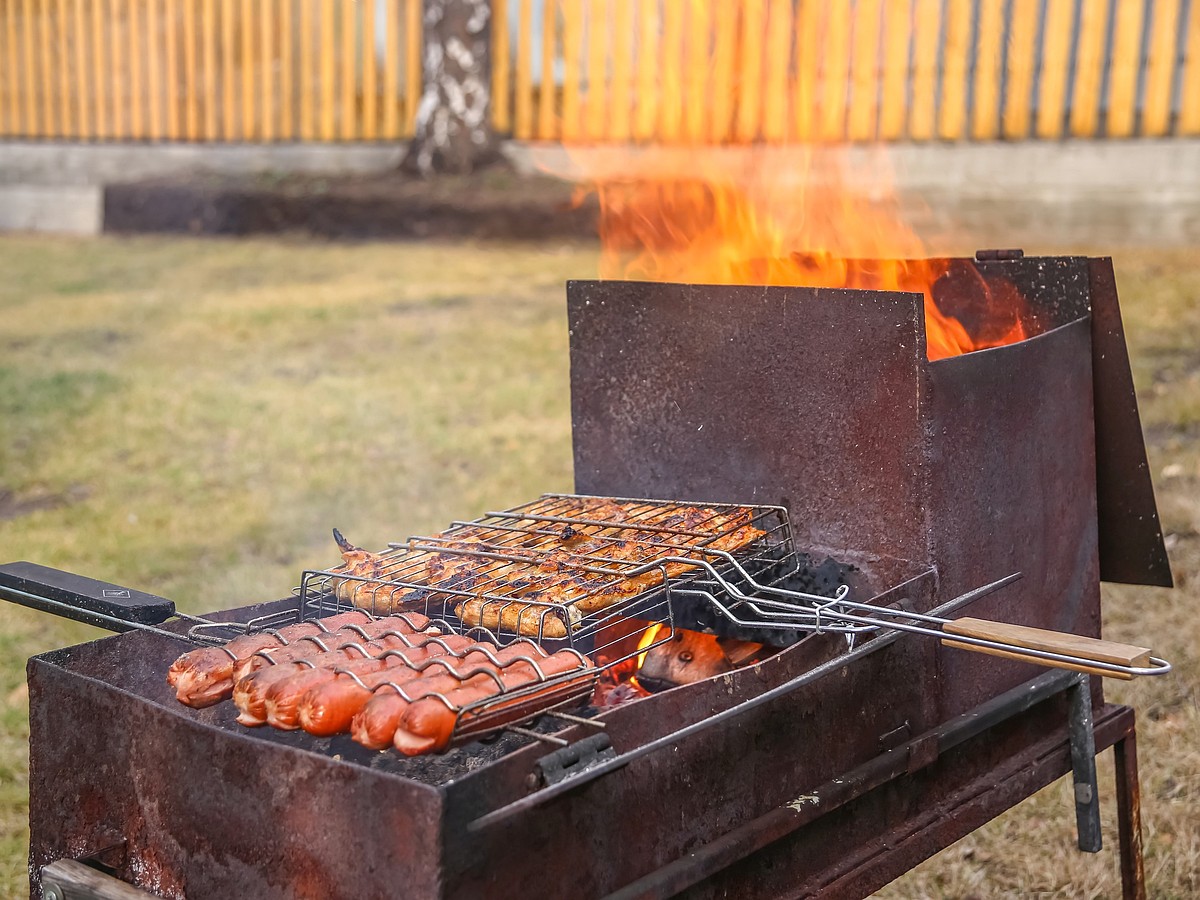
[277,0,291,138]
[538,0,558,140]
[202,0,216,139]
[679,0,708,142]
[301,0,315,138]
[1107,0,1145,137]
[710,0,736,141]
[241,0,255,139]
[909,0,940,140]
[1036,0,1075,137]
[320,0,334,139]
[55,0,72,136]
[762,0,793,142]
[183,0,198,139]
[361,0,375,137]
[848,0,881,141]
[937,0,971,140]
[381,0,398,138]
[819,0,851,141]
[129,0,145,138]
[404,0,419,136]
[110,0,125,137]
[1182,0,1200,133]
[560,0,581,141]
[222,0,236,138]
[492,0,509,132]
[340,0,354,139]
[970,0,1003,139]
[737,0,766,142]
[165,0,180,139]
[655,0,681,141]
[3,2,18,134]
[73,0,88,137]
[878,0,911,140]
[147,0,162,138]
[1002,0,1038,138]
[21,0,36,136]
[260,0,274,140]
[632,0,655,139]
[40,0,55,136]
[583,0,606,140]
[1068,0,1109,136]
[93,0,108,137]
[1142,0,1180,135]
[514,0,533,138]
[792,0,822,141]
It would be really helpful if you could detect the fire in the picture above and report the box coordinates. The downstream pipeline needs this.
[631,622,666,686]
[543,145,1027,361]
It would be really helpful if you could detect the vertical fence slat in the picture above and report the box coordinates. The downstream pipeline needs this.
[147,0,162,138]
[278,0,291,138]
[538,0,556,139]
[737,0,766,142]
[404,0,419,135]
[340,0,354,139]
[364,0,378,138]
[848,0,881,142]
[821,0,853,141]
[1182,0,1200,133]
[222,0,236,138]
[165,0,180,138]
[55,0,71,136]
[938,0,972,140]
[1107,0,1145,137]
[380,0,396,137]
[681,0,710,142]
[1036,0,1075,138]
[909,0,939,139]
[110,0,125,137]
[491,0,508,133]
[560,0,581,140]
[1002,0,1039,139]
[879,0,911,140]
[3,3,18,134]
[763,0,793,142]
[93,0,107,137]
[658,0,682,141]
[320,0,334,139]
[1069,0,1109,136]
[201,0,216,139]
[971,0,1004,139]
[792,0,822,141]
[261,0,274,140]
[632,0,655,140]
[183,0,199,138]
[21,0,38,136]
[73,0,88,137]
[515,0,533,138]
[242,0,256,139]
[301,0,315,138]
[1142,0,1181,135]
[130,0,144,137]
[584,0,607,140]
[711,0,737,141]
[39,0,54,136]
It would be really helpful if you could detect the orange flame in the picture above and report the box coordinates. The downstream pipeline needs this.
[544,146,1026,361]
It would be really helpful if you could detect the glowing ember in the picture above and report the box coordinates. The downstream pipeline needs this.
[544,145,1028,361]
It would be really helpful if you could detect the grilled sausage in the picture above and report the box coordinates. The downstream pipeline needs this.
[300,640,545,737]
[167,609,374,708]
[262,634,477,730]
[391,650,594,756]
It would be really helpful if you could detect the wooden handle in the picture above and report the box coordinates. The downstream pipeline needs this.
[941,617,1152,681]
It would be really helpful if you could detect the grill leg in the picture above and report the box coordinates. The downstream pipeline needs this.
[1114,724,1146,900]
[1066,674,1102,853]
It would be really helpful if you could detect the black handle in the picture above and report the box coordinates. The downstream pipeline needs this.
[0,561,175,631]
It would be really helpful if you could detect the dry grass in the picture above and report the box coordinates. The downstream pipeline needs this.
[0,236,1196,898]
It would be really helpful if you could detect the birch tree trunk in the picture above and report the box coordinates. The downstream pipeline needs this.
[401,0,502,175]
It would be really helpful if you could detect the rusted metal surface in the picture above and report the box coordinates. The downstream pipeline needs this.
[1114,724,1147,900]
[1087,257,1173,587]
[567,279,933,576]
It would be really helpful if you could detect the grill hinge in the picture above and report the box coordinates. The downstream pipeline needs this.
[527,733,616,791]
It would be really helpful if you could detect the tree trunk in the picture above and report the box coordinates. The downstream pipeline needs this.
[401,0,502,176]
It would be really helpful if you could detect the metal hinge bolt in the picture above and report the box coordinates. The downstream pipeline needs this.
[42,883,64,900]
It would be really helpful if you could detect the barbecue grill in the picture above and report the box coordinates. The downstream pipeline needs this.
[4,251,1172,899]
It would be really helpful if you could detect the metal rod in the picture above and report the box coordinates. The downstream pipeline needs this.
[1067,674,1103,853]
[1114,727,1147,900]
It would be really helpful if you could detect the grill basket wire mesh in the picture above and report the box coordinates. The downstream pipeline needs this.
[279,493,797,744]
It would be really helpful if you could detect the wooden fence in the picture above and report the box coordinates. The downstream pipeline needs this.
[2,0,1200,144]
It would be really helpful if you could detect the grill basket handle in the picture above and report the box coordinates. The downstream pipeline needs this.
[940,617,1160,680]
[0,561,176,632]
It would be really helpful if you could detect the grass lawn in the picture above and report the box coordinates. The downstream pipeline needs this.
[0,235,1196,898]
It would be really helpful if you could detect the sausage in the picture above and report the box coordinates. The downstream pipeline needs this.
[167,609,375,708]
[263,634,477,730]
[393,650,594,756]
[349,640,549,749]
[300,640,546,737]
[230,611,433,683]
